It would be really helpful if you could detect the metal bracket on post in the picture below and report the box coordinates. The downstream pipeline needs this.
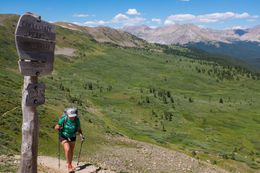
[15,12,56,173]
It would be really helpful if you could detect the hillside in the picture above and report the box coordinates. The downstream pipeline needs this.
[187,41,260,71]
[56,22,148,48]
[0,14,260,172]
[123,24,260,70]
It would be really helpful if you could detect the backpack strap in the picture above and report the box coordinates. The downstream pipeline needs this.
[59,114,68,129]
[63,115,68,128]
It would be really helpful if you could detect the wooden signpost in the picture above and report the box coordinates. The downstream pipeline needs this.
[15,12,55,173]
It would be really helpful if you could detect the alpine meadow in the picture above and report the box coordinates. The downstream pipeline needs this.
[0,14,260,173]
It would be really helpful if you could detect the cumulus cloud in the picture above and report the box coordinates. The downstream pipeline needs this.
[229,25,247,30]
[235,12,250,19]
[197,12,234,22]
[165,14,195,25]
[112,13,145,26]
[152,18,162,24]
[113,13,129,22]
[164,12,258,25]
[84,20,108,26]
[73,13,90,18]
[126,17,146,26]
[73,20,109,27]
[126,8,140,15]
[75,13,146,27]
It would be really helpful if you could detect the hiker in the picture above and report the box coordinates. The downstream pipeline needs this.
[55,108,84,172]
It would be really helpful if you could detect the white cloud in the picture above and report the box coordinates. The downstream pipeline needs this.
[197,12,234,23]
[72,22,81,25]
[73,12,146,27]
[73,20,109,27]
[164,12,259,25]
[112,13,145,26]
[126,17,146,26]
[113,13,129,22]
[152,18,162,24]
[166,14,195,22]
[164,20,175,25]
[73,13,89,18]
[126,8,140,15]
[84,20,108,26]
[235,12,250,19]
[164,14,195,25]
[229,25,246,30]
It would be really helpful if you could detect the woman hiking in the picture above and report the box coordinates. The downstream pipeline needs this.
[55,107,84,172]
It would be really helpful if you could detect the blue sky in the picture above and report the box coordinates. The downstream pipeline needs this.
[0,0,259,29]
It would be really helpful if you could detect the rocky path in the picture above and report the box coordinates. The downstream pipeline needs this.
[1,136,231,173]
[38,156,114,173]
[87,136,230,173]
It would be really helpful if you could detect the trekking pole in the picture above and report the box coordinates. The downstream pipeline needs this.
[58,130,60,168]
[57,115,61,169]
[77,137,84,166]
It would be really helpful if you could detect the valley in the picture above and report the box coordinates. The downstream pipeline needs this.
[0,14,260,172]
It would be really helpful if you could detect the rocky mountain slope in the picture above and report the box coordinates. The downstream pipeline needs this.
[56,22,148,48]
[122,24,260,44]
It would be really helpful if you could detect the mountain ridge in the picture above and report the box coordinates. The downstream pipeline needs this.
[122,24,260,70]
[122,24,260,44]
[55,22,148,48]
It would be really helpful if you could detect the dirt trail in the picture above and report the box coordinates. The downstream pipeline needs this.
[55,47,76,57]
[38,156,114,173]
[1,136,231,173]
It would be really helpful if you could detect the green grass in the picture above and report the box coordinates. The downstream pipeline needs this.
[0,14,259,172]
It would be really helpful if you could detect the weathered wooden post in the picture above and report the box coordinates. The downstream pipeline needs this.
[15,12,56,173]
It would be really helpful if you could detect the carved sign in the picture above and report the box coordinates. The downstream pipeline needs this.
[26,83,45,106]
[18,60,53,76]
[16,36,55,62]
[15,12,56,76]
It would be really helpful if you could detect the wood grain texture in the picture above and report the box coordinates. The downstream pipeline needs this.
[18,76,39,173]
[18,60,53,76]
[15,12,56,76]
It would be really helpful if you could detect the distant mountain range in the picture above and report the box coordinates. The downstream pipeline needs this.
[122,24,260,44]
[123,24,260,70]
